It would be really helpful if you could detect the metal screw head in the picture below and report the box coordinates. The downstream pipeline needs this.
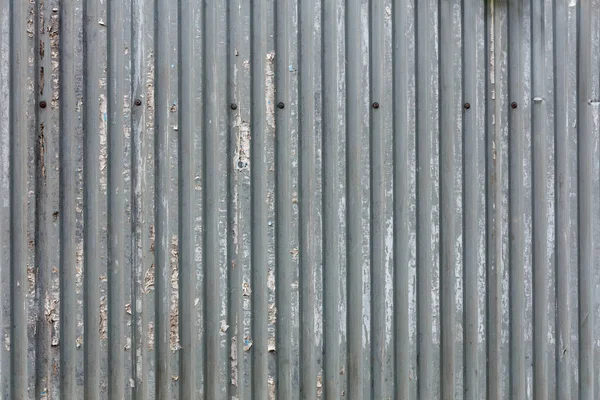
[372,102,380,109]
[277,102,285,109]
[39,100,47,109]
[464,102,471,109]
[231,103,238,110]
[134,99,142,106]
[511,102,518,109]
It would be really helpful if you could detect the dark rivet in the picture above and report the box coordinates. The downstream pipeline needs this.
[237,161,244,168]
[372,102,380,109]
[134,99,142,106]
[511,102,518,109]
[39,100,47,109]
[277,102,285,109]
[230,103,238,110]
[464,102,471,109]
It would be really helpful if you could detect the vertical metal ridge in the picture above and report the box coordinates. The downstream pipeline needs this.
[485,1,504,398]
[250,0,269,395]
[107,0,125,396]
[415,0,434,396]
[369,0,387,397]
[177,0,196,397]
[322,0,341,397]
[576,0,594,397]
[9,0,29,396]
[462,0,480,398]
[58,0,77,397]
[507,0,525,397]
[439,0,457,397]
[392,0,412,397]
[229,0,253,395]
[530,0,548,397]
[203,0,229,395]
[130,0,151,396]
[227,0,246,396]
[298,0,317,397]
[275,0,293,395]
[552,0,571,398]
[345,0,364,396]
[34,0,55,397]
[154,0,171,395]
[83,0,101,397]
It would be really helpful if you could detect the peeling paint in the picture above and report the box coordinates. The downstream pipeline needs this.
[265,52,276,131]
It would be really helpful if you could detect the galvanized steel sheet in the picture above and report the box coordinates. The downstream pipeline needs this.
[0,0,599,398]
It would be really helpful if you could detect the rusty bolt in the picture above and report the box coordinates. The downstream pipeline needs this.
[464,102,471,109]
[277,102,285,109]
[231,103,238,110]
[39,100,47,109]
[134,99,142,106]
[372,102,380,109]
[511,102,518,109]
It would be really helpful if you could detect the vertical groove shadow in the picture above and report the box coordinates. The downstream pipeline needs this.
[530,0,549,398]
[576,0,594,397]
[345,0,364,397]
[59,0,77,397]
[439,0,457,397]
[154,0,171,396]
[553,0,572,398]
[83,0,101,397]
[178,0,196,397]
[107,0,125,396]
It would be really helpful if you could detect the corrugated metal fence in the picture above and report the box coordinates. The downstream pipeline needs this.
[0,0,599,398]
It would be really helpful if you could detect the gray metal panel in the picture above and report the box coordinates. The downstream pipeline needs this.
[0,0,599,398]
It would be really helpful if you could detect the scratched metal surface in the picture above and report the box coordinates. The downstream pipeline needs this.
[0,0,599,399]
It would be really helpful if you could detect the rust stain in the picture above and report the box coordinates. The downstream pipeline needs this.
[39,123,46,179]
[40,66,44,95]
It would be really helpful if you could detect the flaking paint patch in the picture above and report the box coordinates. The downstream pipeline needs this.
[143,263,155,294]
[76,241,83,294]
[148,321,155,350]
[170,235,180,351]
[27,266,36,296]
[44,291,59,346]
[265,52,276,130]
[99,295,107,340]
[230,322,238,387]
[49,10,59,110]
[316,370,323,398]
[234,115,250,171]
[99,94,108,192]
[268,376,275,399]
[384,217,394,344]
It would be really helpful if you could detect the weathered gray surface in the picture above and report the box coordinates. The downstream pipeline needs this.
[0,0,599,398]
